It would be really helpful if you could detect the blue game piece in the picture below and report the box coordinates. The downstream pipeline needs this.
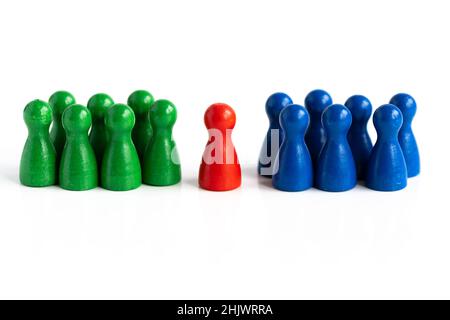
[258,92,293,177]
[272,104,313,191]
[315,104,356,192]
[305,89,333,165]
[345,95,373,180]
[366,104,407,191]
[389,93,420,178]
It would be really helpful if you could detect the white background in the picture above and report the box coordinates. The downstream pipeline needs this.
[0,0,449,299]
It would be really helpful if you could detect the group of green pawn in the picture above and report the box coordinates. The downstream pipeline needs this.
[19,90,181,191]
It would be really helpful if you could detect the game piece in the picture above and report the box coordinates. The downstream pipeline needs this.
[272,104,313,191]
[389,93,420,177]
[345,95,373,180]
[102,103,142,191]
[305,89,333,164]
[366,104,407,191]
[20,100,56,187]
[127,90,155,162]
[59,104,98,191]
[258,92,293,177]
[142,99,181,186]
[49,91,76,170]
[199,103,241,191]
[315,104,357,192]
[87,93,114,169]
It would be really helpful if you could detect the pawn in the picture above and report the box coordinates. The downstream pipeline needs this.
[87,93,114,167]
[305,89,333,164]
[258,92,293,177]
[49,91,76,169]
[390,93,420,177]
[366,104,407,191]
[128,90,154,162]
[199,103,241,191]
[142,100,181,186]
[315,104,357,192]
[59,104,98,191]
[20,100,56,187]
[345,95,373,180]
[272,104,313,191]
[102,104,142,191]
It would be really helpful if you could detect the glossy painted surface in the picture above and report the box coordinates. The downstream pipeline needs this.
[345,95,373,180]
[87,93,115,172]
[315,104,356,192]
[199,103,241,191]
[48,91,76,172]
[304,89,333,165]
[20,100,56,187]
[142,99,181,186]
[59,104,98,191]
[102,104,141,191]
[258,92,293,177]
[272,104,313,191]
[128,90,155,163]
[390,93,420,178]
[366,104,407,191]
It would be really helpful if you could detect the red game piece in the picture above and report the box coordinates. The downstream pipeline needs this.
[198,103,241,191]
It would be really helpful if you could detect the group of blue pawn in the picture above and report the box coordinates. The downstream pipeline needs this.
[258,90,420,192]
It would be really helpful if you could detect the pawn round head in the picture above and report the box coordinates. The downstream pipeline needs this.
[389,93,416,122]
[23,99,53,129]
[87,93,114,122]
[265,92,293,121]
[204,103,236,131]
[49,91,76,117]
[279,104,310,136]
[305,89,333,115]
[105,103,136,133]
[322,104,352,134]
[127,90,154,117]
[345,95,372,123]
[62,104,92,134]
[373,104,403,135]
[149,99,177,129]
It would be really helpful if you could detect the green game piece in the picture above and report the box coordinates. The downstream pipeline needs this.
[127,90,154,162]
[20,100,57,187]
[87,93,115,168]
[59,104,98,191]
[49,91,76,171]
[142,99,181,186]
[102,103,141,191]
